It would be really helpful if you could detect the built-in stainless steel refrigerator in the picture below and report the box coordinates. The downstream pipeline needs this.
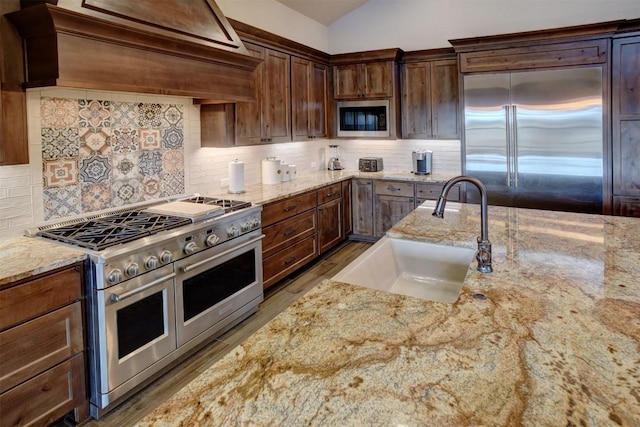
[463,67,604,213]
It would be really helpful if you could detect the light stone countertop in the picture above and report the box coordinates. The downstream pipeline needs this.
[0,236,86,288]
[201,169,459,206]
[0,170,454,288]
[136,201,640,426]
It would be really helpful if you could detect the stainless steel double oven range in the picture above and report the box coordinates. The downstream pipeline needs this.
[29,195,263,418]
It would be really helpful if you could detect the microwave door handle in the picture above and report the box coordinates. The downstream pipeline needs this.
[110,273,177,302]
[180,235,265,273]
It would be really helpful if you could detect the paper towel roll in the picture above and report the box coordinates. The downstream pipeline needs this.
[280,161,290,182]
[262,158,281,185]
[228,160,245,193]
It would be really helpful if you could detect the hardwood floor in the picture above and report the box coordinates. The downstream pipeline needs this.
[83,240,371,426]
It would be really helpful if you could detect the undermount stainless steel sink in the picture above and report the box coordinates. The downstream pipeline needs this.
[332,236,474,304]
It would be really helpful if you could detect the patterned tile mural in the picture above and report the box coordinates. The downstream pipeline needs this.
[41,97,185,220]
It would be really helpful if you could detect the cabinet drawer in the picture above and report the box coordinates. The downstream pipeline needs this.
[0,353,86,427]
[0,302,83,393]
[0,265,82,331]
[263,235,317,289]
[415,183,460,201]
[262,210,317,258]
[262,191,317,227]
[374,180,414,197]
[317,183,342,204]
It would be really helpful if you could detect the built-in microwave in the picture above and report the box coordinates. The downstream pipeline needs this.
[337,99,390,138]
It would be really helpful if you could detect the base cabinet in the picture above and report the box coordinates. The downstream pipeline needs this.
[351,179,375,239]
[0,263,88,426]
[262,181,350,289]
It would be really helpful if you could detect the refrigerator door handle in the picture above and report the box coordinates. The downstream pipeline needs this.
[512,105,519,187]
[504,105,512,186]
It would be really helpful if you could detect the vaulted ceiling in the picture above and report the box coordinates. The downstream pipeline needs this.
[274,0,370,25]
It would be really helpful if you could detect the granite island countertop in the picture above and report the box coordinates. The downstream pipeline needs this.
[136,202,640,426]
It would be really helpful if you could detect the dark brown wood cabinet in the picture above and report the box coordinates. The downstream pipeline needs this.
[341,179,353,237]
[333,61,394,99]
[402,49,459,139]
[317,183,343,254]
[0,0,28,166]
[236,43,291,145]
[0,263,88,426]
[612,33,640,217]
[292,57,328,140]
[373,181,415,237]
[351,179,375,240]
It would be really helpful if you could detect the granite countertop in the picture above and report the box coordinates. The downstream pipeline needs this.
[203,169,459,206]
[136,201,640,426]
[0,236,86,288]
[0,170,454,288]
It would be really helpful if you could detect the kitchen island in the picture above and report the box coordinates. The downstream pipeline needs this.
[135,202,640,426]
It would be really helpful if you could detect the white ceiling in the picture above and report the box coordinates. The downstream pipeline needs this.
[274,0,370,25]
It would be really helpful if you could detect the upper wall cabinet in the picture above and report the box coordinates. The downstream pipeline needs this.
[331,49,403,100]
[292,57,328,140]
[612,32,640,217]
[0,0,27,165]
[333,62,393,99]
[401,49,459,139]
[236,43,291,145]
[449,21,621,73]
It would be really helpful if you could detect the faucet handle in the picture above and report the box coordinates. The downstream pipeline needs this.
[476,237,493,273]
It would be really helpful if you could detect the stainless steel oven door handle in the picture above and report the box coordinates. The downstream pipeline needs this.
[110,273,177,302]
[181,235,265,274]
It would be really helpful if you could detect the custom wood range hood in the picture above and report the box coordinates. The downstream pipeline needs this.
[6,0,261,101]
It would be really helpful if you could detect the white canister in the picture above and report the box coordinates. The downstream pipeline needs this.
[280,161,290,182]
[289,164,297,180]
[261,157,281,185]
[228,159,245,193]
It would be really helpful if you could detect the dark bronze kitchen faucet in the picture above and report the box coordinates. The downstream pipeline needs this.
[432,176,493,273]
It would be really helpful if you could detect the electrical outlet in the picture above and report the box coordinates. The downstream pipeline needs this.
[220,178,229,188]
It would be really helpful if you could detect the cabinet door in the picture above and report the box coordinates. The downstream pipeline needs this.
[292,58,328,140]
[334,64,362,99]
[236,43,266,145]
[317,198,343,254]
[311,62,328,138]
[342,180,353,237]
[612,36,640,201]
[402,61,432,138]
[363,61,394,98]
[430,59,459,138]
[263,48,291,143]
[351,179,374,237]
[374,195,415,238]
[291,57,312,140]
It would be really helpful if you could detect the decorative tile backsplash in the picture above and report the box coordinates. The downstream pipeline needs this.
[40,97,185,220]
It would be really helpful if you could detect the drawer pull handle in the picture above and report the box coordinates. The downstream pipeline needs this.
[284,256,297,265]
[283,229,296,237]
[387,186,400,192]
[326,192,335,197]
[284,205,298,212]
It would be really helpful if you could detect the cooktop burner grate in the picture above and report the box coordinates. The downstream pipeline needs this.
[183,196,251,212]
[37,211,191,251]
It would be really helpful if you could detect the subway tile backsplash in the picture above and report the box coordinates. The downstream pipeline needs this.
[0,88,461,239]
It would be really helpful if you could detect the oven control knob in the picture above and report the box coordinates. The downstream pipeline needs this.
[145,256,159,269]
[160,251,173,264]
[227,226,240,237]
[184,241,199,255]
[205,234,220,247]
[107,269,122,284]
[251,218,261,229]
[241,222,251,232]
[125,263,139,277]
